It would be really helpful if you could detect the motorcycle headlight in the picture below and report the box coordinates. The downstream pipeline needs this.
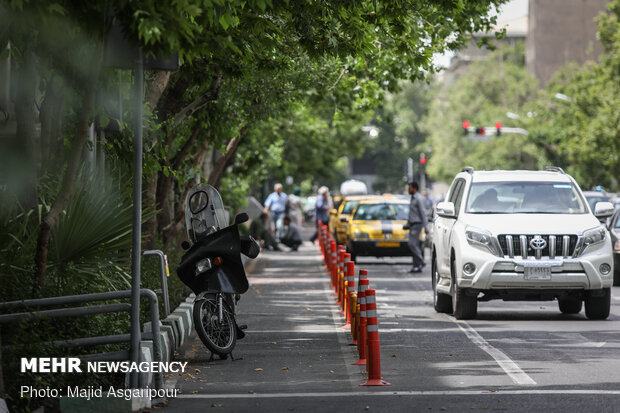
[583,226,606,247]
[195,258,213,275]
[465,226,502,257]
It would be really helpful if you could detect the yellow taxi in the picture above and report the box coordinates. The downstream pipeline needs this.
[328,195,343,236]
[346,199,410,262]
[333,195,380,244]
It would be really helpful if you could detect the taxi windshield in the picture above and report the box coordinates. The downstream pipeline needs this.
[353,203,408,220]
[465,181,587,214]
[342,200,361,214]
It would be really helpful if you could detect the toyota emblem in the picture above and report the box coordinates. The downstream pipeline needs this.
[529,236,547,250]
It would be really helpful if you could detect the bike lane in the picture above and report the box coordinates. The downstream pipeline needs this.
[160,241,365,411]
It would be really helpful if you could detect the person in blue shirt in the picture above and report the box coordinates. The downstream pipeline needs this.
[264,183,287,243]
[310,186,330,243]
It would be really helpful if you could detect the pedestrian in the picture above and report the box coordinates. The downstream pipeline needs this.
[405,181,428,273]
[264,183,287,243]
[249,212,281,251]
[286,186,304,228]
[280,216,303,251]
[310,186,330,244]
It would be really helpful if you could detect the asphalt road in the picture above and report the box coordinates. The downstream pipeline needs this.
[159,239,620,413]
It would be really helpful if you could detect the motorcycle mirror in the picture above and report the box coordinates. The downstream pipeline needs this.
[234,212,249,225]
[181,240,191,250]
[189,191,209,214]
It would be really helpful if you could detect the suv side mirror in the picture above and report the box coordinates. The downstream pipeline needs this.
[340,216,349,223]
[594,202,614,219]
[234,212,249,225]
[436,201,456,218]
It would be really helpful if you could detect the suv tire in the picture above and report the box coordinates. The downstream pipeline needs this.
[432,254,452,313]
[584,288,610,320]
[450,255,477,320]
[558,297,582,314]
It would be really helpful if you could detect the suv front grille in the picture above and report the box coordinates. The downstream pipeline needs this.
[497,234,579,259]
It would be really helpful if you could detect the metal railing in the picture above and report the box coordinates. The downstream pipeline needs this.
[143,249,171,318]
[0,289,164,390]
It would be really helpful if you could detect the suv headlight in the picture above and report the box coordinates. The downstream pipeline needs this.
[465,226,502,257]
[583,226,606,247]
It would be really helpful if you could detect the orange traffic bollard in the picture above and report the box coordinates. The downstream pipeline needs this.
[342,261,355,329]
[349,292,358,345]
[353,278,369,365]
[362,289,390,386]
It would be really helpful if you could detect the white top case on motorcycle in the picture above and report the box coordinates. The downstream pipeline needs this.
[185,183,229,244]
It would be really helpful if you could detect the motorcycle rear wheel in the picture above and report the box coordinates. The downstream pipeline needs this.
[193,294,237,356]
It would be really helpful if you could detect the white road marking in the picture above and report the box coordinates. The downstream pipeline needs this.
[449,317,537,386]
[177,389,620,399]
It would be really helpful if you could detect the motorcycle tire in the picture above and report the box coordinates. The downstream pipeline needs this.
[193,294,237,356]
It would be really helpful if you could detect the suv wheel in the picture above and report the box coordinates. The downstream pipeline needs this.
[450,255,477,320]
[584,288,610,320]
[558,297,582,314]
[432,254,452,313]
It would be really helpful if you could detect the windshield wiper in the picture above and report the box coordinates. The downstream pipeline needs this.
[467,211,508,214]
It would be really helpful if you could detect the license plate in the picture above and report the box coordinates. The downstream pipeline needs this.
[376,241,400,248]
[524,266,552,280]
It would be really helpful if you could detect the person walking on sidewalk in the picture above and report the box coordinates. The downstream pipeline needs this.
[280,216,303,251]
[264,183,287,243]
[406,181,428,273]
[310,186,330,244]
[286,186,304,228]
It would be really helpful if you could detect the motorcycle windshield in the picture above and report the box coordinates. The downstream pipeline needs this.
[185,183,229,244]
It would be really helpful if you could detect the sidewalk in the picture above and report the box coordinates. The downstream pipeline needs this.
[160,240,366,411]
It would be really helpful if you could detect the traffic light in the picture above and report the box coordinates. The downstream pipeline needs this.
[462,121,470,135]
[419,153,427,165]
[495,122,502,136]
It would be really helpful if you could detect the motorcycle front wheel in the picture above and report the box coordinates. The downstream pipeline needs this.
[193,294,237,356]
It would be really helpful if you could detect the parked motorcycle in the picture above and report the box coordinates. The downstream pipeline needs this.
[177,184,259,360]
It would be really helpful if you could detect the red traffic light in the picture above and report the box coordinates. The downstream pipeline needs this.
[462,121,470,129]
[495,122,502,129]
[420,157,427,165]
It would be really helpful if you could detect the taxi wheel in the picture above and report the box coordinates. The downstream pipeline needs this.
[347,243,357,263]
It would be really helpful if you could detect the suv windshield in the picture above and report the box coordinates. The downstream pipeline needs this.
[353,203,408,220]
[465,181,587,214]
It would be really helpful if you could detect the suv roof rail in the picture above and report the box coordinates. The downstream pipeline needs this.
[461,166,474,174]
[544,166,565,174]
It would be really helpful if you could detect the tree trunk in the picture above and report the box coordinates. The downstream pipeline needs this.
[13,50,38,212]
[207,125,247,189]
[39,77,65,177]
[146,71,171,111]
[34,47,102,292]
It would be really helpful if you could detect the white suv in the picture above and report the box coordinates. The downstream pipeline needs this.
[432,167,615,320]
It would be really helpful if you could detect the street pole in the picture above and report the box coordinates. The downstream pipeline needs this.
[129,49,143,389]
